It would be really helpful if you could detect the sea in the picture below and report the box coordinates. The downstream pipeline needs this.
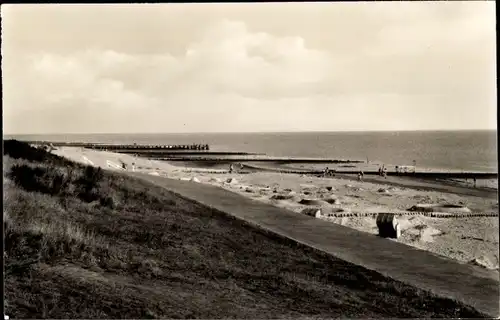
[5,130,498,173]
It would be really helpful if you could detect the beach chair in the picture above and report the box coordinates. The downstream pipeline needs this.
[376,213,400,239]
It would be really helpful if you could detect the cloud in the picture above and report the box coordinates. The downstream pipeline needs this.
[4,19,339,133]
[363,2,495,58]
[2,5,496,133]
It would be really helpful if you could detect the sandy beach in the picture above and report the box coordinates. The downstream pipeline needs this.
[52,146,500,272]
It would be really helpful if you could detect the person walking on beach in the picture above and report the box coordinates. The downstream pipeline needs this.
[473,177,477,188]
[358,172,363,181]
[324,167,329,177]
[229,164,234,173]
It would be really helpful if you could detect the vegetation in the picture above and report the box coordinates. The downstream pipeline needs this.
[3,140,488,318]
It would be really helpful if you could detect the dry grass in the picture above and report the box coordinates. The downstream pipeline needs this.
[3,140,489,319]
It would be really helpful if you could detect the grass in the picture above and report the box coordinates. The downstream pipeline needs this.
[2,140,490,319]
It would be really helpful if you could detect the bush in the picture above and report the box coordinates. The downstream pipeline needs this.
[99,196,116,209]
[8,162,105,203]
[75,166,104,203]
[3,139,81,168]
[3,140,48,163]
[9,164,70,196]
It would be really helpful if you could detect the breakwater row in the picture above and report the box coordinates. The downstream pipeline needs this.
[27,141,211,151]
[157,157,365,163]
[118,150,262,156]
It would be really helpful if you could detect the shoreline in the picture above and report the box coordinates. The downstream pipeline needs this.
[25,139,498,174]
[50,146,499,273]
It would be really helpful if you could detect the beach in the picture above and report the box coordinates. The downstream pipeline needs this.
[51,146,499,273]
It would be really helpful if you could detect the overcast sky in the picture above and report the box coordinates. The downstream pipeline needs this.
[1,2,496,134]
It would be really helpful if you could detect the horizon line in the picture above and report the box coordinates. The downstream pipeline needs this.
[3,128,497,136]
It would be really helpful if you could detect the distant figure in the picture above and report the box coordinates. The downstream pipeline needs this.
[324,167,329,177]
[358,172,363,181]
[395,165,399,173]
[473,177,477,188]
[229,164,234,173]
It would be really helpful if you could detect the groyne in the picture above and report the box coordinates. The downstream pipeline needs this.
[157,157,365,164]
[117,151,262,156]
[27,141,211,151]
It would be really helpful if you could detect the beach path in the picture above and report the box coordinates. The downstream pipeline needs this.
[128,171,499,317]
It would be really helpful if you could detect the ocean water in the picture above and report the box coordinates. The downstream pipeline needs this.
[5,130,497,172]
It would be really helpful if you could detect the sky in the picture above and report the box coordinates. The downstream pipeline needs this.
[1,2,497,134]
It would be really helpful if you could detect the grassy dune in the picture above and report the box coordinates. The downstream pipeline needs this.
[3,140,488,318]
